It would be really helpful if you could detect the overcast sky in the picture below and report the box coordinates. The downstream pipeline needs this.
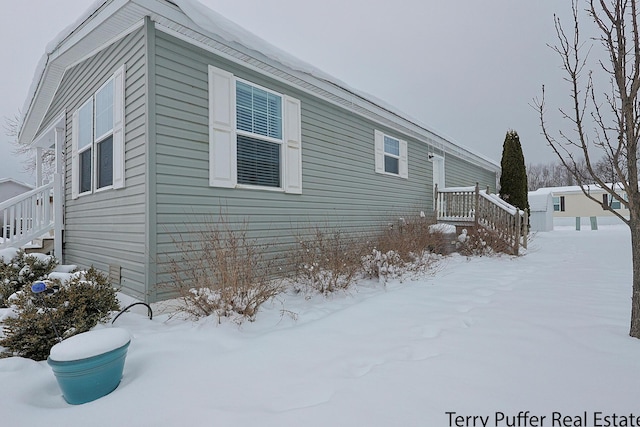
[0,0,578,185]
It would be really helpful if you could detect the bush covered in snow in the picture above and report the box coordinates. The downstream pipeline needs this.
[456,227,515,256]
[0,250,58,308]
[0,267,120,361]
[293,217,446,290]
[292,227,363,294]
[164,217,284,322]
[362,216,447,282]
[361,249,404,282]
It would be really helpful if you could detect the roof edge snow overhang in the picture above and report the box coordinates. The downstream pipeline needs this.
[19,0,500,173]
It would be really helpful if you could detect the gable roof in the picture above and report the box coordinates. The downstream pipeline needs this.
[532,183,625,195]
[0,178,34,190]
[19,0,499,172]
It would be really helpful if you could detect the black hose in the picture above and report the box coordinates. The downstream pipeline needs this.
[34,294,62,342]
[112,302,153,324]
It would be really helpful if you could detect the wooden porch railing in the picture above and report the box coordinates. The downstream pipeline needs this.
[0,181,55,250]
[435,183,528,255]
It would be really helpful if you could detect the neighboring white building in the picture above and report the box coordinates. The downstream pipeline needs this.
[0,178,35,237]
[528,190,554,232]
[532,184,628,228]
[0,178,33,203]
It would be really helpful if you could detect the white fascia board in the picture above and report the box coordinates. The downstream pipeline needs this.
[47,0,131,64]
[32,111,66,150]
[18,0,131,146]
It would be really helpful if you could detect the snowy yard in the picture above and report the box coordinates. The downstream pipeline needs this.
[1,226,638,427]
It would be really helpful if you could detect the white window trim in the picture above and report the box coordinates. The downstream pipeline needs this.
[75,98,93,197]
[374,130,408,179]
[553,195,565,212]
[71,65,125,200]
[208,65,302,194]
[604,193,622,210]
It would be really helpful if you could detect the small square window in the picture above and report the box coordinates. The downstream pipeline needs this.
[553,196,565,212]
[374,130,408,179]
[383,135,401,175]
[610,196,621,209]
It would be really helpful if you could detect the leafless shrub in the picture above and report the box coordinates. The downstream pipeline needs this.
[164,217,283,323]
[362,216,448,282]
[456,227,515,257]
[375,216,450,258]
[292,227,364,294]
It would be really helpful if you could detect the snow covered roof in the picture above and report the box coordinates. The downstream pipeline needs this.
[19,0,499,172]
[532,183,625,195]
[527,190,552,212]
[0,178,34,190]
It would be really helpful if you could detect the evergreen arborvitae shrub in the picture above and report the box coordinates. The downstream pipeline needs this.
[0,251,58,308]
[499,130,530,212]
[0,267,120,361]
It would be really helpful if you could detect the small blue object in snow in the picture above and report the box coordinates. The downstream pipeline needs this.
[31,282,47,293]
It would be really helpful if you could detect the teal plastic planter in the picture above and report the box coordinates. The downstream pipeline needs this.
[47,328,131,405]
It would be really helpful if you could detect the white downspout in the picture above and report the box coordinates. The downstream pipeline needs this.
[54,126,64,263]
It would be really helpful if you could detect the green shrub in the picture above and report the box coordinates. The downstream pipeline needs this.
[0,250,58,307]
[0,267,120,361]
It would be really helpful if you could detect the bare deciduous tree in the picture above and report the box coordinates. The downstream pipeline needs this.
[534,0,640,338]
[4,113,54,180]
[527,160,592,190]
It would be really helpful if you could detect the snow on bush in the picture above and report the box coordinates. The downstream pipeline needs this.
[292,227,363,294]
[164,217,284,322]
[0,250,58,307]
[0,267,120,361]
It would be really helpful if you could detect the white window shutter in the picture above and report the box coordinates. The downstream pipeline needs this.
[208,65,236,188]
[374,130,384,174]
[399,139,408,179]
[283,95,302,194]
[71,110,79,199]
[112,64,126,189]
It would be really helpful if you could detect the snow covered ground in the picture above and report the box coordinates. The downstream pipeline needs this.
[1,226,638,427]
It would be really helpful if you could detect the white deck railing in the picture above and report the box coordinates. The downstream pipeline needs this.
[435,183,528,255]
[0,182,54,250]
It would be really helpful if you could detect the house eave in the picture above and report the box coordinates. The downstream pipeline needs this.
[18,0,140,147]
[19,0,500,173]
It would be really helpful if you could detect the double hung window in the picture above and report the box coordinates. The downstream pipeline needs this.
[374,130,408,178]
[208,65,302,194]
[236,81,283,188]
[602,194,621,210]
[553,196,565,212]
[72,65,125,198]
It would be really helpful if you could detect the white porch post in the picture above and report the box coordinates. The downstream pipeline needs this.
[54,127,64,262]
[35,147,43,187]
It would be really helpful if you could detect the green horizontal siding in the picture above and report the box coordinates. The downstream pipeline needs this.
[151,29,496,298]
[37,28,148,300]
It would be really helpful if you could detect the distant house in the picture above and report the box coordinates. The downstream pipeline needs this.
[533,184,628,227]
[0,178,33,204]
[11,0,500,302]
[0,178,34,237]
